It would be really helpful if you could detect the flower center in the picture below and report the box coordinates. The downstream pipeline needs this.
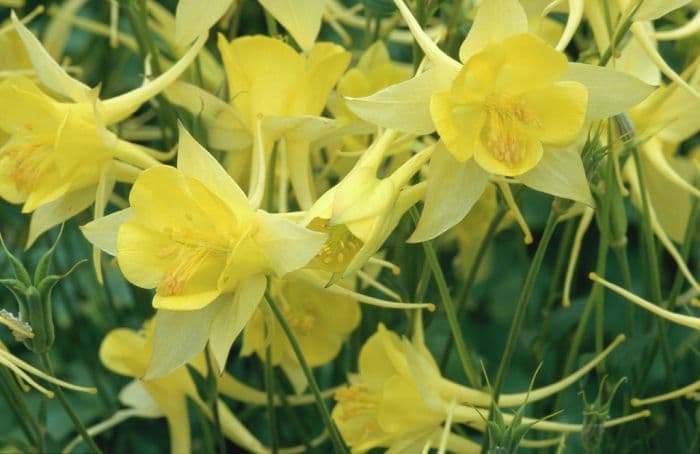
[281,298,317,336]
[481,94,540,168]
[1,135,53,194]
[308,218,363,273]
[335,384,380,420]
[156,224,231,296]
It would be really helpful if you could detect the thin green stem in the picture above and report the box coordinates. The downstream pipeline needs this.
[39,353,101,454]
[264,9,279,37]
[439,207,508,371]
[264,293,348,454]
[411,209,480,387]
[443,0,465,54]
[264,345,279,453]
[0,367,40,447]
[480,206,559,453]
[598,0,644,66]
[204,348,225,454]
[490,207,559,400]
[629,146,692,444]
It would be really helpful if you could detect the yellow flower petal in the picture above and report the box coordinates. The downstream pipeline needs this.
[474,121,543,177]
[430,90,484,162]
[218,34,304,128]
[520,81,587,146]
[258,0,325,50]
[493,34,569,95]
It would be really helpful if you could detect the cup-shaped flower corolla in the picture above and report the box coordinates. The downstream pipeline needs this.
[81,125,326,377]
[347,0,656,242]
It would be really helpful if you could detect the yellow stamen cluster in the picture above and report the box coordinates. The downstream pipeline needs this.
[482,95,541,168]
[1,135,52,193]
[334,384,379,420]
[308,218,363,273]
[156,225,230,296]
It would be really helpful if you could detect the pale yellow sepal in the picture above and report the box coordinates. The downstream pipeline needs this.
[209,274,266,371]
[458,0,528,62]
[409,145,489,243]
[26,186,95,248]
[562,63,655,122]
[258,0,325,50]
[516,148,594,207]
[164,80,251,151]
[345,68,453,135]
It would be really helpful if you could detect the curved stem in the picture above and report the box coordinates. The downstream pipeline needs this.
[39,353,101,454]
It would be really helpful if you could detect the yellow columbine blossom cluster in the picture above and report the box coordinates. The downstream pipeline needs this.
[0,0,698,452]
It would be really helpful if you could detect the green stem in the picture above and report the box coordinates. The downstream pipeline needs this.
[611,245,635,335]
[598,0,644,66]
[629,146,692,444]
[480,206,559,453]
[0,367,40,448]
[275,369,313,451]
[264,294,348,454]
[39,353,101,454]
[264,9,279,37]
[439,207,508,371]
[123,0,177,147]
[204,349,225,454]
[490,207,559,400]
[411,209,480,387]
[443,0,465,54]
[264,345,279,453]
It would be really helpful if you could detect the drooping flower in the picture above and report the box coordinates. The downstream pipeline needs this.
[89,319,267,454]
[333,321,644,452]
[81,125,326,376]
[304,130,432,276]
[242,270,361,392]
[0,12,207,247]
[347,0,655,242]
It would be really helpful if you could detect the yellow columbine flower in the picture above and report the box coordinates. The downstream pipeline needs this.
[92,320,266,454]
[167,34,350,210]
[304,130,432,276]
[333,321,641,452]
[0,12,206,247]
[81,125,326,376]
[347,0,655,242]
[431,32,587,176]
[242,271,361,392]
